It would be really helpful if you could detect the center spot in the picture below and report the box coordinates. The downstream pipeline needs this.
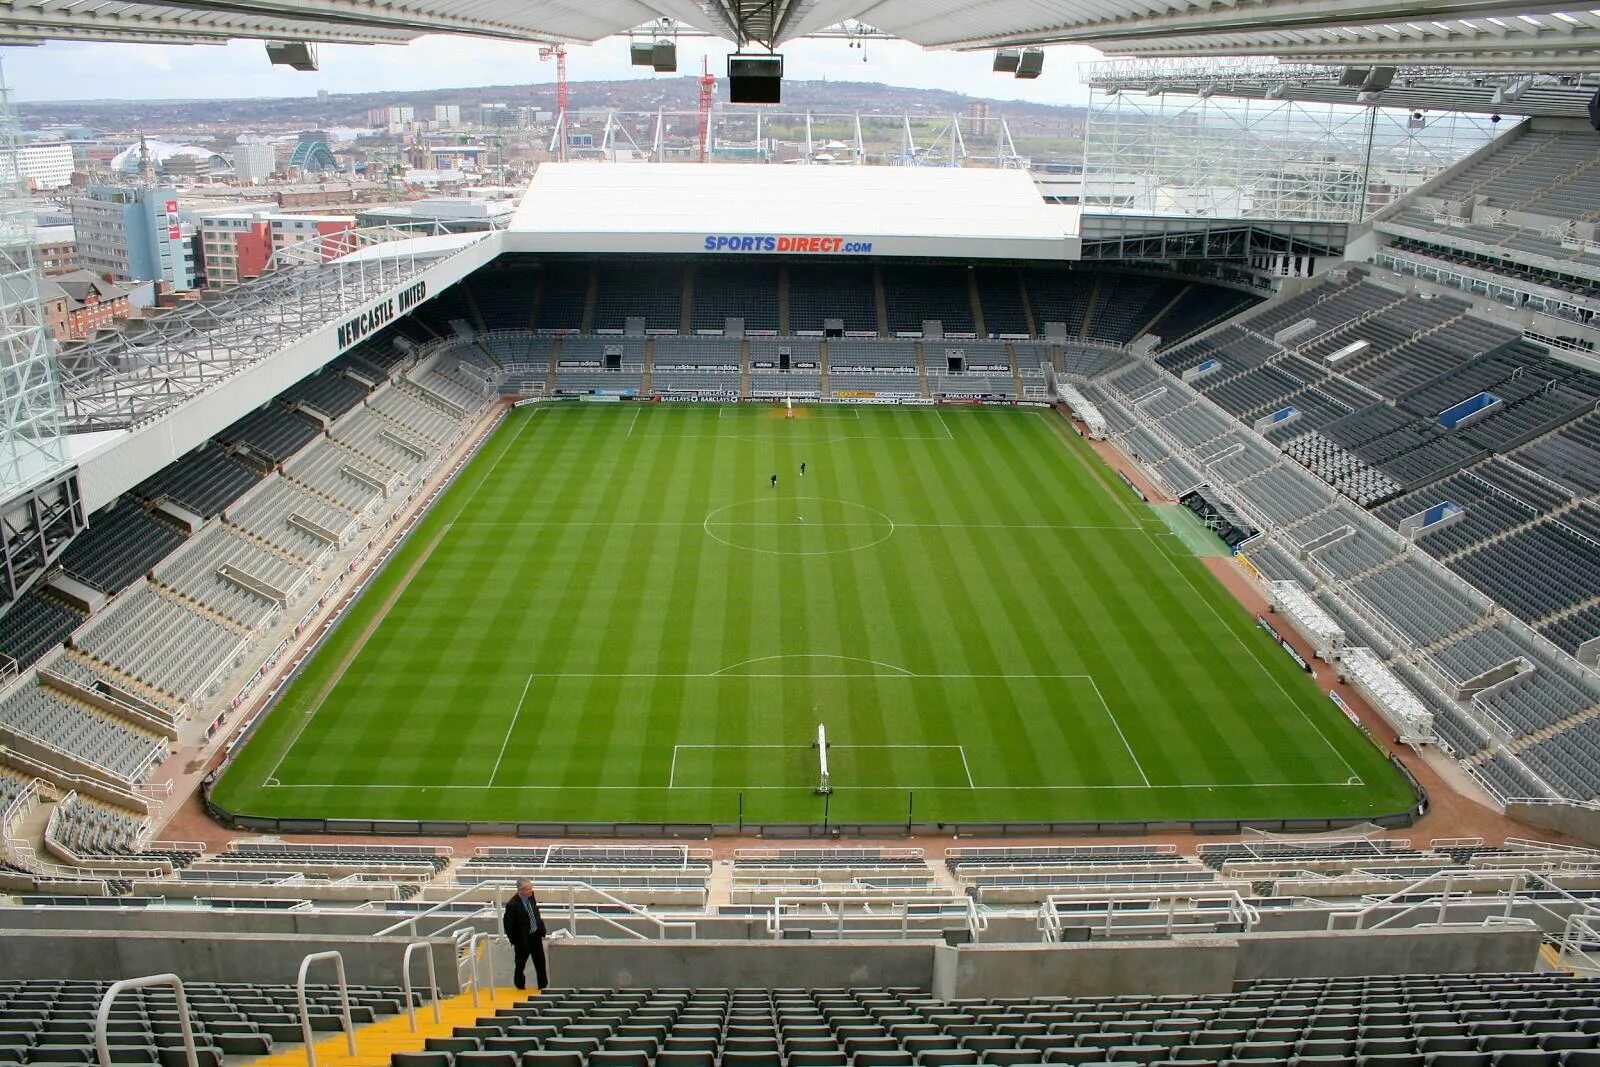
[703,496,895,556]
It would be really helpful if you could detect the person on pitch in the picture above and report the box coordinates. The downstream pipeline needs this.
[771,473,778,489]
[800,461,807,477]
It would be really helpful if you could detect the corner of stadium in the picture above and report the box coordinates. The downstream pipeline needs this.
[3,0,1600,1038]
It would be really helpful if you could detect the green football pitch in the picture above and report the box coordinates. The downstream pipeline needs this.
[211,403,1414,827]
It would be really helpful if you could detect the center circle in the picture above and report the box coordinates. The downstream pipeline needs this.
[703,496,895,556]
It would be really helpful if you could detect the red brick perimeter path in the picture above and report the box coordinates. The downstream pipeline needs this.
[156,413,1576,856]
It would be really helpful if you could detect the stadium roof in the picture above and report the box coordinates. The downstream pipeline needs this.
[506,162,1079,260]
[4,0,1600,73]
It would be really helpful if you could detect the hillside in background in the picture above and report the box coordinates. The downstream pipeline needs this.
[18,77,1086,130]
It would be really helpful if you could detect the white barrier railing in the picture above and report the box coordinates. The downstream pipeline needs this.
[400,941,442,1032]
[96,975,199,1067]
[296,951,356,1067]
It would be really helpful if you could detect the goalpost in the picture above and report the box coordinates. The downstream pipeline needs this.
[813,722,832,795]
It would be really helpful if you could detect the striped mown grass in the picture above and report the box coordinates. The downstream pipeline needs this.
[212,403,1413,826]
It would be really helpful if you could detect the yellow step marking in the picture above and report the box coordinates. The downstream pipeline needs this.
[241,986,538,1067]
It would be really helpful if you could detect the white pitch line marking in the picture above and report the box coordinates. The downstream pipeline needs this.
[1084,673,1151,788]
[487,674,535,787]
[267,780,1363,791]
[958,745,976,789]
[626,407,641,437]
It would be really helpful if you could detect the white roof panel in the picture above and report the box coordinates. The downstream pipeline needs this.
[507,162,1079,260]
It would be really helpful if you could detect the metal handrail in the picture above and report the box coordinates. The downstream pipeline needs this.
[1327,867,1600,931]
[400,942,441,1032]
[96,975,198,1067]
[296,951,356,1067]
[374,878,698,941]
[466,932,496,1008]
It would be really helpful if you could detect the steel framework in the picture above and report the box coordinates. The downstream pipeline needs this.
[1082,86,1501,225]
[0,55,66,504]
[55,223,495,434]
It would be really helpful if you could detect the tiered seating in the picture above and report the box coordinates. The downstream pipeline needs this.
[1023,268,1093,337]
[826,340,920,396]
[1229,466,1333,530]
[690,264,779,333]
[789,264,878,334]
[218,839,451,873]
[371,384,463,446]
[72,585,244,706]
[534,267,588,332]
[883,265,974,335]
[1345,556,1487,646]
[974,267,1028,337]
[592,262,683,332]
[1516,412,1600,494]
[1059,344,1126,379]
[226,480,351,563]
[390,974,1600,1067]
[0,977,413,1059]
[152,524,305,627]
[0,590,84,672]
[0,676,166,780]
[130,447,262,519]
[279,370,367,420]
[470,269,534,330]
[1085,274,1183,344]
[1203,366,1305,420]
[1149,285,1259,348]
[1449,515,1600,627]
[331,408,432,475]
[283,438,387,514]
[1477,641,1600,739]
[214,406,321,464]
[414,367,488,412]
[57,504,186,596]
[651,337,743,396]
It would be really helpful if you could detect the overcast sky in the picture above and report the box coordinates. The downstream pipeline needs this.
[1,35,1103,105]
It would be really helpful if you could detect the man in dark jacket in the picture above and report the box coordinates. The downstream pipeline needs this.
[502,879,547,991]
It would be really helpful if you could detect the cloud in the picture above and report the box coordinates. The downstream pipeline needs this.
[3,34,1099,106]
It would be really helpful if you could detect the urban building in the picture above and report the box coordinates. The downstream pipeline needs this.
[366,106,415,133]
[431,104,461,127]
[37,269,133,341]
[356,195,513,232]
[69,185,197,291]
[109,139,229,180]
[197,208,355,288]
[1,143,75,190]
[233,142,277,183]
[32,225,77,275]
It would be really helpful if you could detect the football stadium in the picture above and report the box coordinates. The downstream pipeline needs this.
[7,0,1600,1053]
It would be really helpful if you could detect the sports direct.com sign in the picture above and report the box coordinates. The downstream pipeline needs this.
[704,234,874,254]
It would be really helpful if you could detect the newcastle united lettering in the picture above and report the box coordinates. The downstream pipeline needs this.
[336,281,427,350]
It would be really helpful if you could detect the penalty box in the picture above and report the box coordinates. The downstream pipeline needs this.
[493,672,1142,792]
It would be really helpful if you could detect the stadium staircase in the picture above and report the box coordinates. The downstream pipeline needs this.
[639,341,653,396]
[738,341,750,399]
[914,344,930,398]
[1078,276,1103,340]
[817,345,830,396]
[1008,344,1024,399]
[240,988,507,1067]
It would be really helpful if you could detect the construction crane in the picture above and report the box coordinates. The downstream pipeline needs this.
[698,55,715,163]
[540,43,568,161]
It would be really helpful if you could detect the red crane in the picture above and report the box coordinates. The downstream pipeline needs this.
[698,55,715,163]
[539,43,568,162]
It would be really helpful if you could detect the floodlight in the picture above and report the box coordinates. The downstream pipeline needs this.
[265,41,318,71]
[728,53,782,103]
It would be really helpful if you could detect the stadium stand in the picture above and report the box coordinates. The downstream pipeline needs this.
[0,590,84,674]
[883,264,976,335]
[592,262,684,333]
[56,505,186,598]
[690,263,780,334]
[789,264,879,335]
[129,447,263,520]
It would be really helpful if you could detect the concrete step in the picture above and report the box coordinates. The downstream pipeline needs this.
[240,987,535,1067]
